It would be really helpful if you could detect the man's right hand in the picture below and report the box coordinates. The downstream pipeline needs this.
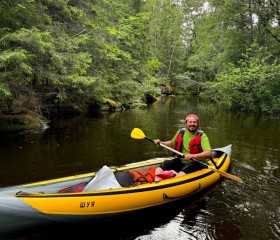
[154,139,161,145]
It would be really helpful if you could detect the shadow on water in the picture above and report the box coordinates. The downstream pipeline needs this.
[2,180,227,240]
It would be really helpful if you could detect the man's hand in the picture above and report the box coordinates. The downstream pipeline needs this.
[153,139,160,145]
[184,154,198,161]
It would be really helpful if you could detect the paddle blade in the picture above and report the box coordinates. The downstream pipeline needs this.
[208,165,244,184]
[131,128,145,139]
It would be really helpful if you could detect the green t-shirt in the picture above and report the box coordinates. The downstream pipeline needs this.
[171,128,211,154]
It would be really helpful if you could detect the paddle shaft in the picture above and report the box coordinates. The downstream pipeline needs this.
[145,136,184,155]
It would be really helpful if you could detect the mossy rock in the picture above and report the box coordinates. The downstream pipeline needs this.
[0,112,49,133]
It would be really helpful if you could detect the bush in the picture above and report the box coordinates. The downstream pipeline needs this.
[203,44,280,115]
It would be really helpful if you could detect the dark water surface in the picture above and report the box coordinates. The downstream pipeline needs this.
[0,96,279,240]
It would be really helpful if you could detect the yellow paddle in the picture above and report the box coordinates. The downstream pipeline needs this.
[131,128,243,184]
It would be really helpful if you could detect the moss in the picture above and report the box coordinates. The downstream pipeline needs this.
[102,99,121,111]
[0,112,49,133]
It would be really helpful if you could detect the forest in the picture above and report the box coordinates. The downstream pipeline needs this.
[0,0,279,131]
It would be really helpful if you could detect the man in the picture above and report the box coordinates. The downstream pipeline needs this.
[153,113,212,180]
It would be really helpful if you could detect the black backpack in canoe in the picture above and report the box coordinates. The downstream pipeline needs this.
[115,167,155,187]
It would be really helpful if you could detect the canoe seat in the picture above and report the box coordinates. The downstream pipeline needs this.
[211,150,224,158]
[58,181,88,193]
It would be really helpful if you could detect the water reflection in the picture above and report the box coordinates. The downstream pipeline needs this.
[0,96,279,240]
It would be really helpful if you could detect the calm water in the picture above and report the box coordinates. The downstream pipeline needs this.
[0,96,279,240]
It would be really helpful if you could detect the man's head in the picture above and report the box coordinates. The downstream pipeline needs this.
[185,114,200,132]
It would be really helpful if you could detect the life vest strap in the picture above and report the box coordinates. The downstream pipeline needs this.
[132,170,154,183]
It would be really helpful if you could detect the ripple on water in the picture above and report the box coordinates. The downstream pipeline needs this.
[222,160,280,240]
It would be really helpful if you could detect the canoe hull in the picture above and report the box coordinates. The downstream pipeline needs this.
[0,145,232,234]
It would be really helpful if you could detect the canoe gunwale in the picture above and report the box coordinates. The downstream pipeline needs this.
[0,145,232,236]
[8,151,229,198]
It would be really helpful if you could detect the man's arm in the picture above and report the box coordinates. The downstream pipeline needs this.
[183,150,212,161]
[153,139,175,149]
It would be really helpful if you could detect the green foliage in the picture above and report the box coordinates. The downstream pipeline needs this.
[185,0,280,81]
[145,58,162,74]
[0,48,33,85]
[0,0,51,30]
[144,0,185,83]
[140,77,161,96]
[1,27,54,54]
[0,82,11,99]
[0,0,279,118]
[203,44,280,114]
[0,27,57,89]
[172,72,207,95]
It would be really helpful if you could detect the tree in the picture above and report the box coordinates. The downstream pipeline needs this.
[203,43,280,114]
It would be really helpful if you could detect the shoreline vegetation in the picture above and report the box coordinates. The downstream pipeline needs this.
[0,92,159,133]
[0,1,279,132]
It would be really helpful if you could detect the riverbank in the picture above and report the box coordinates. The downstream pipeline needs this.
[0,111,49,133]
[0,94,157,133]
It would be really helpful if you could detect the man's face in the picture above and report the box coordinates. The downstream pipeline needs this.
[185,116,198,132]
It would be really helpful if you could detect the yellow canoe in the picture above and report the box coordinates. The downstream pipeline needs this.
[0,145,233,234]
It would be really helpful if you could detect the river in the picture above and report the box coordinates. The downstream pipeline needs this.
[0,96,279,240]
